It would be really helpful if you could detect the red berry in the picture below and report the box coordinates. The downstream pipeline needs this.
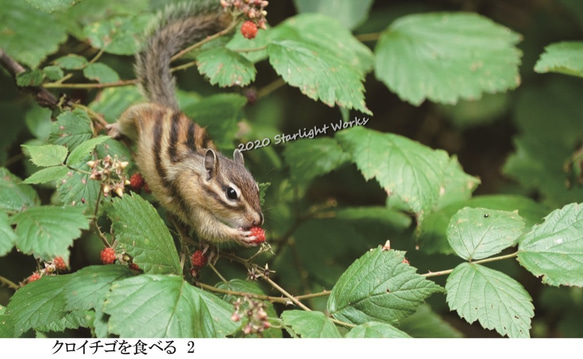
[249,226,265,244]
[241,21,258,39]
[27,272,41,284]
[130,173,145,191]
[191,250,208,269]
[53,256,67,271]
[101,247,116,264]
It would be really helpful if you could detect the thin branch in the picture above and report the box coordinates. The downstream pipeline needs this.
[43,79,138,89]
[0,48,60,109]
[0,275,20,291]
[260,274,312,311]
[355,32,381,42]
[422,251,519,278]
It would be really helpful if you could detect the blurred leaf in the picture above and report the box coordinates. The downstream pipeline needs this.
[11,205,90,261]
[419,195,548,255]
[89,86,144,123]
[65,265,133,311]
[53,54,89,70]
[437,156,481,209]
[337,126,478,222]
[0,212,17,257]
[24,0,83,13]
[196,47,256,87]
[0,0,68,68]
[83,63,120,83]
[25,106,52,141]
[283,137,350,186]
[0,168,40,213]
[43,65,64,81]
[375,12,521,106]
[518,203,583,286]
[84,14,152,55]
[440,93,510,129]
[504,135,583,206]
[534,41,583,77]
[22,144,67,167]
[294,0,374,30]
[281,310,341,338]
[345,321,410,338]
[328,248,443,325]
[182,94,247,151]
[16,70,44,86]
[446,263,533,338]
[104,275,237,337]
[48,109,93,150]
[106,194,181,275]
[334,206,412,231]
[399,304,463,338]
[23,166,69,185]
[447,207,525,260]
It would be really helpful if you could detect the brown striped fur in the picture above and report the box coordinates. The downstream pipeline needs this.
[108,2,263,245]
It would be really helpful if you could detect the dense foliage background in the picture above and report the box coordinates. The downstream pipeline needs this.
[1,0,583,338]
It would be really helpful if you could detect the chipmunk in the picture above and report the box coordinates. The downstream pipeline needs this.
[108,1,264,245]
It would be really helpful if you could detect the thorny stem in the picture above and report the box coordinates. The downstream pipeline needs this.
[43,79,139,89]
[208,262,229,284]
[0,275,19,290]
[91,187,111,248]
[259,273,312,311]
[356,32,381,42]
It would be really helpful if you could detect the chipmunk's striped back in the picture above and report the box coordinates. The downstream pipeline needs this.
[109,1,263,245]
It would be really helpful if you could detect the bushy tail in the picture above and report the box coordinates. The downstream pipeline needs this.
[136,1,233,110]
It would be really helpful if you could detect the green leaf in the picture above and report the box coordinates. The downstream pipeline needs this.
[65,265,133,312]
[375,12,522,106]
[6,275,71,336]
[283,137,350,186]
[84,14,152,55]
[104,275,237,338]
[66,136,110,166]
[83,63,120,83]
[440,93,510,129]
[23,166,70,185]
[273,14,374,75]
[57,162,101,208]
[0,212,17,257]
[447,207,525,260]
[49,109,93,150]
[268,39,370,114]
[22,144,68,167]
[534,41,583,77]
[446,263,533,338]
[345,321,410,338]
[294,0,374,30]
[281,310,341,338]
[0,168,40,213]
[25,105,52,141]
[11,205,90,261]
[419,194,549,255]
[196,46,256,87]
[518,203,583,286]
[336,126,478,222]
[16,70,44,86]
[24,0,82,13]
[53,54,89,70]
[106,194,181,275]
[327,248,443,325]
[43,65,64,81]
[0,0,68,68]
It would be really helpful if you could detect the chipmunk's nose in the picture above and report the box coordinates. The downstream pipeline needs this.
[253,212,264,226]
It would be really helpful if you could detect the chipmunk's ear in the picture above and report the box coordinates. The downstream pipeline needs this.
[204,149,218,180]
[233,149,244,165]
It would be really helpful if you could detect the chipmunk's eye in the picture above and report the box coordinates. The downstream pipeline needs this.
[226,187,238,200]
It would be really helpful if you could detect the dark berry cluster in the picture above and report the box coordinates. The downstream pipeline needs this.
[22,256,68,286]
[87,155,130,198]
[231,296,271,336]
